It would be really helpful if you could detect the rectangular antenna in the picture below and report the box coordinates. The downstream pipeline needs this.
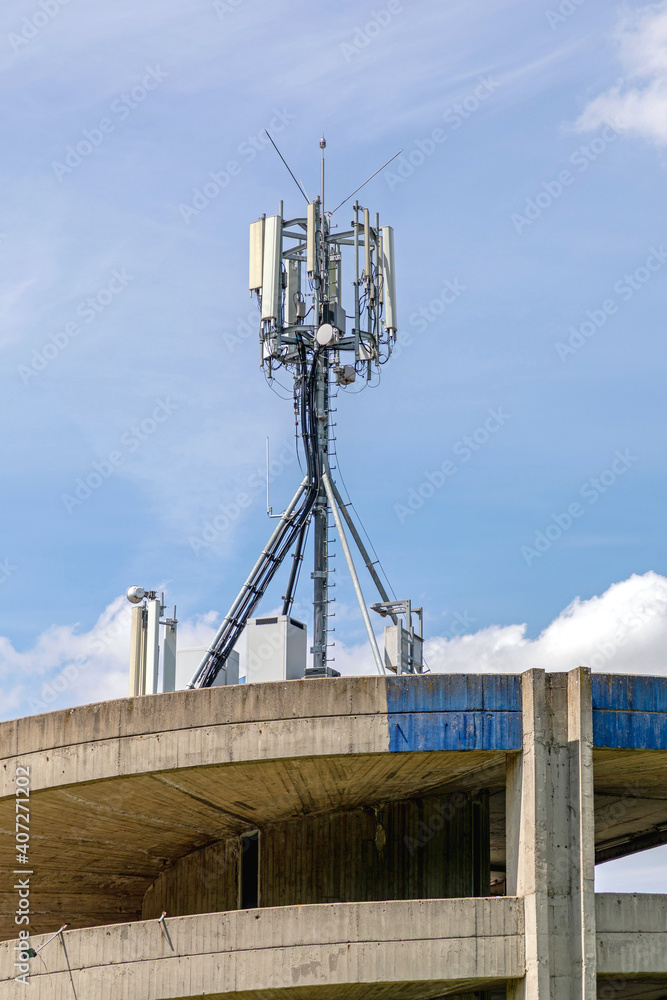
[249,218,264,292]
[328,254,340,304]
[285,259,301,325]
[381,226,397,331]
[306,202,317,274]
[261,215,282,322]
[363,208,371,278]
[377,228,384,304]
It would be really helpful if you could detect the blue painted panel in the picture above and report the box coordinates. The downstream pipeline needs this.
[385,674,522,714]
[592,674,667,712]
[388,710,523,752]
[593,710,667,750]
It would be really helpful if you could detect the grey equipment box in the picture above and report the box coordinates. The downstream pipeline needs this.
[175,647,240,689]
[246,615,307,684]
[384,624,423,674]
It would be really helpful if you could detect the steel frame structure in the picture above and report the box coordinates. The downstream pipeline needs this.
[190,143,404,688]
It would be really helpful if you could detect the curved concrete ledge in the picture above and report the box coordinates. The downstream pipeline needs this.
[0,676,521,796]
[0,898,524,1000]
[0,679,512,940]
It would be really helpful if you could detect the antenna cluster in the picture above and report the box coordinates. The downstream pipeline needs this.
[249,187,397,384]
[189,139,422,689]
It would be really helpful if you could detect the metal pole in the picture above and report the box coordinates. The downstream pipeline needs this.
[146,597,161,695]
[327,474,398,625]
[129,605,145,696]
[188,478,308,688]
[312,151,330,672]
[322,471,385,675]
[312,347,329,671]
[353,201,360,360]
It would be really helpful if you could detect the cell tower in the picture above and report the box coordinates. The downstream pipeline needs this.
[190,139,422,688]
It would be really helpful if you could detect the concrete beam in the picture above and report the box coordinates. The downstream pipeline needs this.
[0,899,525,999]
[596,894,667,975]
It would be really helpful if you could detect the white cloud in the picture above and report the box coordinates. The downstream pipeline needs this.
[575,2,667,146]
[424,571,667,675]
[2,572,667,722]
[0,594,221,721]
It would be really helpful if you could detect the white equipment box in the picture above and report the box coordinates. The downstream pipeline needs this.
[246,615,307,684]
[175,647,239,689]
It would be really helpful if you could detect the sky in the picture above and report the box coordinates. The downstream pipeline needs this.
[1,0,667,888]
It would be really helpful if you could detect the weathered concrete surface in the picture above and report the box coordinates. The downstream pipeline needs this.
[0,675,522,796]
[0,679,511,941]
[0,747,506,940]
[596,894,667,975]
[596,982,667,1000]
[0,898,524,999]
[143,792,490,918]
[506,668,596,1000]
[3,670,667,996]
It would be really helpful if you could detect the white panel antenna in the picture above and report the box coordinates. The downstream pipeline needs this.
[261,215,282,322]
[249,218,265,292]
[306,201,317,275]
[381,226,397,332]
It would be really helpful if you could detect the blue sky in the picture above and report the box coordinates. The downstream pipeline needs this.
[2,0,667,881]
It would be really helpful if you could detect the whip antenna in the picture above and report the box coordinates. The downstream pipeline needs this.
[328,149,403,217]
[264,131,310,202]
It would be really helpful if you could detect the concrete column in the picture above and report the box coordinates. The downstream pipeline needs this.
[506,669,551,999]
[506,668,596,1000]
[568,667,597,998]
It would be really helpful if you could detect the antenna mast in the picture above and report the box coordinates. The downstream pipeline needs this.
[190,139,414,687]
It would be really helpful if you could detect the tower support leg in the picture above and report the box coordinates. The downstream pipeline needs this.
[322,471,384,675]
